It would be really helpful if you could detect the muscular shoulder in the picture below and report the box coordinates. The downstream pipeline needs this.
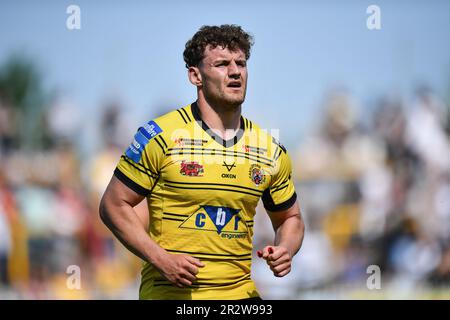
[141,104,194,150]
[152,105,193,137]
[241,116,288,159]
[125,104,193,162]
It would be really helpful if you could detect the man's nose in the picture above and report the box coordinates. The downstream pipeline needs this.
[228,61,241,78]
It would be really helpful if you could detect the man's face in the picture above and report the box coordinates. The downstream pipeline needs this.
[197,45,248,108]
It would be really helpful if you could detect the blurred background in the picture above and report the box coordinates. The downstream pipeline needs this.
[1,0,449,299]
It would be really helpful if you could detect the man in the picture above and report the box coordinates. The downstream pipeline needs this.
[99,24,305,300]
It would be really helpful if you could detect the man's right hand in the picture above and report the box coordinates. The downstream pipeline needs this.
[154,251,205,288]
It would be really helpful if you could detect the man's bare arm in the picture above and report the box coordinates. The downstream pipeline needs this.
[271,200,305,257]
[100,176,160,262]
[99,176,204,287]
[258,200,305,277]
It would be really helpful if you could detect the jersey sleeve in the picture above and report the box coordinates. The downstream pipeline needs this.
[114,120,165,196]
[262,144,297,212]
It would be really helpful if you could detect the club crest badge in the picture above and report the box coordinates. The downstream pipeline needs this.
[249,164,266,186]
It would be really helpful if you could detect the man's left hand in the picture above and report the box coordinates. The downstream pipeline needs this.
[257,245,292,277]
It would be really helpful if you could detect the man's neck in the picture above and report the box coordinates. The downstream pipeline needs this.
[196,95,242,140]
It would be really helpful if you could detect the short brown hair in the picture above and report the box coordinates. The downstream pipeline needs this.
[183,24,254,68]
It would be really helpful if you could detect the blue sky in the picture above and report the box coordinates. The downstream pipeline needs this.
[1,0,449,150]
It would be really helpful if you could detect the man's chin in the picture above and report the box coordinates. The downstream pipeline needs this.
[223,95,245,107]
[205,93,245,109]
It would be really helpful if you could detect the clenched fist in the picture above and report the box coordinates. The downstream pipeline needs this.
[257,245,292,277]
[154,252,205,288]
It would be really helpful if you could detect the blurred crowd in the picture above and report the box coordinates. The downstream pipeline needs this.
[0,88,143,298]
[1,69,450,298]
[253,87,450,299]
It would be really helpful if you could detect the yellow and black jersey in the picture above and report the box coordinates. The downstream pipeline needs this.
[115,101,297,300]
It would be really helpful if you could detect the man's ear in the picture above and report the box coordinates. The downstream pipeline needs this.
[188,66,202,87]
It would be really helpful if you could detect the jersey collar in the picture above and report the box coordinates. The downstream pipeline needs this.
[190,101,245,148]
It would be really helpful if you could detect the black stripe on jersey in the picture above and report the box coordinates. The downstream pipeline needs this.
[166,248,251,258]
[154,136,166,153]
[181,108,191,122]
[164,184,262,198]
[191,275,251,287]
[164,179,263,194]
[153,274,250,284]
[114,168,150,196]
[163,212,190,218]
[198,257,252,261]
[154,275,252,284]
[154,279,252,288]
[271,177,289,190]
[271,178,290,193]
[162,217,185,222]
[153,275,251,287]
[271,183,289,193]
[159,135,168,148]
[243,118,253,131]
[272,145,279,161]
[166,150,273,166]
[262,190,297,212]
[167,147,273,163]
[272,137,287,153]
[177,109,188,124]
[194,257,252,262]
[274,148,283,161]
[120,155,158,179]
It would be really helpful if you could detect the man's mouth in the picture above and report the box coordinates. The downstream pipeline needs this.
[227,81,241,88]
